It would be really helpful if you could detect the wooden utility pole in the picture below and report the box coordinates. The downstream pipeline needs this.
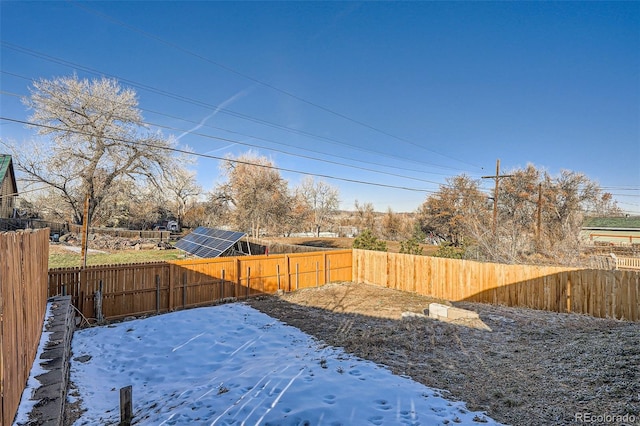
[482,159,513,235]
[536,182,543,247]
[80,194,90,268]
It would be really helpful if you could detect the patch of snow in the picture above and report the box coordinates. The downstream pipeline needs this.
[70,303,502,425]
[13,302,55,425]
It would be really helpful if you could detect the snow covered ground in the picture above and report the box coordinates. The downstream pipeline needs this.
[69,303,501,425]
[13,303,54,425]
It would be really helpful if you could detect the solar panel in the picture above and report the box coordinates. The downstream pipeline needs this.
[175,227,247,258]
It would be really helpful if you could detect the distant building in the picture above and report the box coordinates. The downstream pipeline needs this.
[581,216,640,246]
[0,155,18,218]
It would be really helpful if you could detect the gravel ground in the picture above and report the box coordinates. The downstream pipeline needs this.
[247,282,640,426]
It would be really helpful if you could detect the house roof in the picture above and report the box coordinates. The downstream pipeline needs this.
[0,154,17,195]
[583,216,640,229]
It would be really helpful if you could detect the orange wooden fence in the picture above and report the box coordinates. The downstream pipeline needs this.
[1,229,50,426]
[48,250,353,321]
[353,250,640,321]
[47,248,639,324]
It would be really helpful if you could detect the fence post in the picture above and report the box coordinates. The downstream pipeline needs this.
[323,252,328,285]
[296,264,299,290]
[236,258,241,298]
[285,255,291,292]
[120,385,133,426]
[316,262,319,287]
[80,268,88,316]
[168,264,175,311]
[566,273,572,313]
[95,280,103,324]
[327,259,331,283]
[277,264,281,290]
[221,269,225,299]
[155,275,160,314]
[182,272,187,308]
[246,267,250,299]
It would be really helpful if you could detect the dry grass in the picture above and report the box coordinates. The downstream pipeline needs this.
[247,282,640,426]
[48,244,184,268]
[264,236,440,255]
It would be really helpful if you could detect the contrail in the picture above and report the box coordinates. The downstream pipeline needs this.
[204,142,237,155]
[176,86,253,141]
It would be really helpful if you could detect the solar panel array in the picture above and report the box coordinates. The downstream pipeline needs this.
[174,227,246,258]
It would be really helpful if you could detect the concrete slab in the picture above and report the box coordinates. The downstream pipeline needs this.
[428,303,479,320]
[427,302,491,331]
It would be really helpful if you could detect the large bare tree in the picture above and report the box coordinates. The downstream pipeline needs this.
[296,176,340,237]
[353,200,377,233]
[419,166,622,265]
[3,75,175,225]
[416,174,487,247]
[160,166,202,229]
[217,152,291,238]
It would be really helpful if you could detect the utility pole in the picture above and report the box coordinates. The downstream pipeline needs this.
[80,194,90,268]
[536,182,543,248]
[482,159,513,235]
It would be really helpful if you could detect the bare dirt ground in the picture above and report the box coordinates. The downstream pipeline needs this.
[247,282,640,426]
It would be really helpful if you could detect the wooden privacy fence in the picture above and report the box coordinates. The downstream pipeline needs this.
[353,250,640,321]
[47,248,639,324]
[0,229,49,426]
[48,250,352,321]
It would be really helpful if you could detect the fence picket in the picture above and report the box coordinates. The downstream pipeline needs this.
[1,229,49,426]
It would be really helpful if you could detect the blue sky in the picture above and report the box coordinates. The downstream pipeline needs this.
[1,1,639,213]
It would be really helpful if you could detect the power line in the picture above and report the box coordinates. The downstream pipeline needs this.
[146,121,448,187]
[0,86,460,186]
[70,0,485,171]
[1,116,444,194]
[0,47,469,173]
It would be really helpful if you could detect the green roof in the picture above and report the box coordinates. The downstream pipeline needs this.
[583,216,640,229]
[0,155,11,183]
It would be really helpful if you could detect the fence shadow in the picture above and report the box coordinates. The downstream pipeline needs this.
[455,269,640,321]
[48,250,353,322]
[353,250,640,322]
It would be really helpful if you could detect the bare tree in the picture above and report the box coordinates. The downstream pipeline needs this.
[126,181,168,229]
[160,166,202,229]
[217,152,291,238]
[354,200,376,233]
[3,75,175,225]
[422,165,622,265]
[199,190,232,228]
[416,175,487,247]
[381,207,402,241]
[296,176,340,237]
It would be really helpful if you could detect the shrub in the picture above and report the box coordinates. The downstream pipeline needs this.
[399,237,424,255]
[353,229,387,252]
[432,241,464,259]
